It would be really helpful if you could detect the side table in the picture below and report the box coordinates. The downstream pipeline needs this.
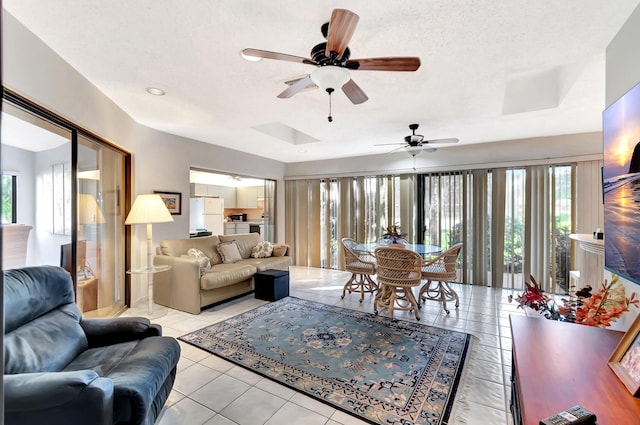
[127,265,171,316]
[77,276,98,312]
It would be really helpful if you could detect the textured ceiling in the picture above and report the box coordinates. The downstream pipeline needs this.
[4,0,639,163]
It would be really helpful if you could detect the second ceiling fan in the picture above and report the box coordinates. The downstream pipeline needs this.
[377,124,459,154]
[242,8,421,108]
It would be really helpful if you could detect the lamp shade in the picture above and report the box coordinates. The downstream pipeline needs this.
[125,194,174,225]
[310,66,350,92]
[78,193,106,225]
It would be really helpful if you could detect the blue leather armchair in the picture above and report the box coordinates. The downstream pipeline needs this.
[3,266,181,425]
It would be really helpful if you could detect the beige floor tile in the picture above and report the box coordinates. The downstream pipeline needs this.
[220,387,287,425]
[289,392,336,418]
[190,374,251,412]
[203,414,239,425]
[264,402,329,425]
[173,362,222,396]
[156,397,216,425]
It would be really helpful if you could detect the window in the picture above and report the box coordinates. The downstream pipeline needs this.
[1,174,17,223]
[288,164,576,292]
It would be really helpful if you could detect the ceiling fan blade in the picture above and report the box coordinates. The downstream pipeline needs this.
[374,142,406,146]
[277,75,313,99]
[341,79,368,104]
[388,145,410,154]
[242,48,316,65]
[346,57,421,72]
[325,9,359,60]
[423,147,438,153]
[425,138,459,144]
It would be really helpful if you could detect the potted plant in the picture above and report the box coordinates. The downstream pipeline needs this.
[379,225,408,247]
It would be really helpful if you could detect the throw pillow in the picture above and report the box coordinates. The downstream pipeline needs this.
[251,241,273,258]
[186,248,211,276]
[217,241,243,264]
[272,244,288,257]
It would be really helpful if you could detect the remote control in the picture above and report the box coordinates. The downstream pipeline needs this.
[539,405,596,425]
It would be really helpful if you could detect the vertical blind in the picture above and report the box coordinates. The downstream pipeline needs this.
[285,161,596,292]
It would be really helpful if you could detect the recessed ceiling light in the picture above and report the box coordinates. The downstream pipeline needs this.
[297,149,308,153]
[146,87,165,96]
[240,51,262,62]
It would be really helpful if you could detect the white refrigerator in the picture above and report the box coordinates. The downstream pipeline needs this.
[190,198,224,235]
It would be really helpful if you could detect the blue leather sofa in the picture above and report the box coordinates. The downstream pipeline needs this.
[3,266,181,425]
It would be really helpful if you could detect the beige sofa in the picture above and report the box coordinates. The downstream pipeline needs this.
[153,233,291,314]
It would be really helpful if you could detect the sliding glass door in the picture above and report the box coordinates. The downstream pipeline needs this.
[2,91,130,316]
[77,135,128,317]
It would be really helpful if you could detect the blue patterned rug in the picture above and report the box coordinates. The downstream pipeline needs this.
[179,297,471,425]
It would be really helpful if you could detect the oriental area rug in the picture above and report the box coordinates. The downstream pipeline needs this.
[179,297,471,425]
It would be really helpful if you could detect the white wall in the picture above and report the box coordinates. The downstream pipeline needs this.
[2,13,286,302]
[605,2,640,331]
[285,132,602,179]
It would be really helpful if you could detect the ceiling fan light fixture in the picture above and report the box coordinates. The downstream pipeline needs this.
[310,66,350,92]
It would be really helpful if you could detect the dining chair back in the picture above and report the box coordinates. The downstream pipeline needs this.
[373,246,422,320]
[419,243,463,314]
[341,237,378,302]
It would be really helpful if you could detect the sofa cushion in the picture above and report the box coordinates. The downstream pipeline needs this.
[200,263,257,290]
[160,235,221,264]
[217,241,243,264]
[241,256,292,272]
[219,233,261,259]
[251,241,273,258]
[63,337,180,425]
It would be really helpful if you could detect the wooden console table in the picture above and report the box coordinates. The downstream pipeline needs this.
[510,316,640,425]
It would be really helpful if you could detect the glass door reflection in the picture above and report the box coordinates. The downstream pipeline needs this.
[77,136,127,317]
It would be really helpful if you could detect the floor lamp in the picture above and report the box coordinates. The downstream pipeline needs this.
[125,194,174,314]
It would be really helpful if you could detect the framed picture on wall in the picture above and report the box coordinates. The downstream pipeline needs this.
[154,191,182,215]
[609,313,640,397]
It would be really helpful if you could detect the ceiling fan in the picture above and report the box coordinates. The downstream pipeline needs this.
[242,8,421,121]
[376,124,459,154]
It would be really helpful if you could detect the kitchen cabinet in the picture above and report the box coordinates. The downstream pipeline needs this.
[224,222,250,234]
[236,223,250,234]
[190,183,220,197]
[219,186,236,208]
[224,223,236,235]
[190,183,208,196]
[236,187,256,208]
[236,186,263,208]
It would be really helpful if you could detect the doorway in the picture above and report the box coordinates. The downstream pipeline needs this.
[189,169,276,241]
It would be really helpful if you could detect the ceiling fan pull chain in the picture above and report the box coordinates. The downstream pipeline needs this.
[327,87,334,122]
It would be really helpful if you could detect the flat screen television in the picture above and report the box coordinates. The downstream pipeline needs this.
[603,80,640,285]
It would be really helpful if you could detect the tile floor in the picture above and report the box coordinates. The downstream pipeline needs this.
[131,266,530,425]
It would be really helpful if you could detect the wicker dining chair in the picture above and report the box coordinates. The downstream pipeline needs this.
[341,237,378,302]
[419,243,463,314]
[373,246,422,321]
